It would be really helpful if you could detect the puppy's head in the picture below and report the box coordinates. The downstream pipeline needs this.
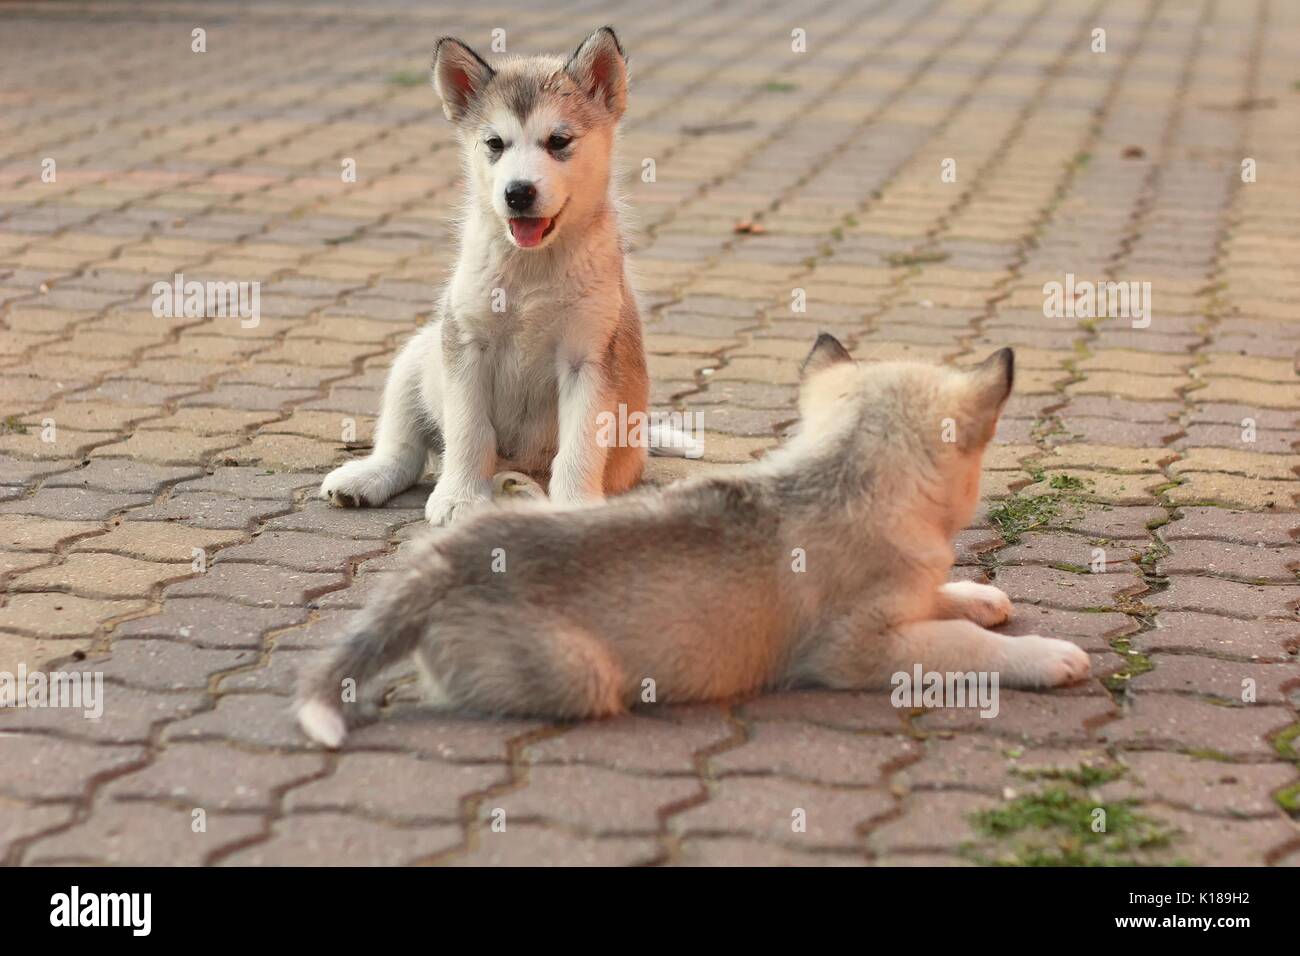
[798,334,1015,532]
[433,27,627,251]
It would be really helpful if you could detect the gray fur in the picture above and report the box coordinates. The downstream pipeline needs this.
[297,341,1091,747]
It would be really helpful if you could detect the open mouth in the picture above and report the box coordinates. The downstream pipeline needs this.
[508,208,561,248]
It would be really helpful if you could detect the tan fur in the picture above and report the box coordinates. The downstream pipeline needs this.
[297,338,1091,747]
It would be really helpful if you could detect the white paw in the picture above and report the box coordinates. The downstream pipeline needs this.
[942,581,1013,627]
[424,484,490,526]
[1001,636,1091,688]
[321,457,405,509]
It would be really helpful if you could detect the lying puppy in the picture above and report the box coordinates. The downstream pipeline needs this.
[321,27,693,526]
[297,335,1090,747]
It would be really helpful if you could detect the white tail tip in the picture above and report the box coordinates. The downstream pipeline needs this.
[297,697,347,748]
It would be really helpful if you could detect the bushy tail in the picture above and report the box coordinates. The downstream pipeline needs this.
[295,547,451,748]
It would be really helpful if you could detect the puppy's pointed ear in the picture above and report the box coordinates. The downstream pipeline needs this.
[566,26,628,117]
[801,333,853,379]
[961,348,1015,448]
[970,347,1015,407]
[433,37,494,122]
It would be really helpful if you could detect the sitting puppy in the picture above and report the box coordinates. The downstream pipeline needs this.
[298,335,1090,747]
[321,28,693,526]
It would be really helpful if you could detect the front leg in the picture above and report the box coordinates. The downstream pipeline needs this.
[548,353,611,506]
[807,618,1089,691]
[426,332,496,526]
[935,581,1013,627]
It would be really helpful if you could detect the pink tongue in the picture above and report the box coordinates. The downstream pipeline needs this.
[509,217,551,247]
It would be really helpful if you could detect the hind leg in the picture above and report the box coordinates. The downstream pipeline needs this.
[419,607,627,719]
[321,326,440,508]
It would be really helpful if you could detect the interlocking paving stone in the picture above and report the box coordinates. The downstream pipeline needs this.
[672,776,893,849]
[1130,611,1297,660]
[0,737,147,801]
[217,813,461,866]
[25,802,265,866]
[485,764,700,835]
[286,753,507,823]
[126,491,293,529]
[105,743,326,812]
[451,826,662,866]
[112,598,308,649]
[523,707,733,774]
[3,0,1297,866]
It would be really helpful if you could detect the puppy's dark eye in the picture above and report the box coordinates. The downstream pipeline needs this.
[485,136,505,152]
[546,134,572,152]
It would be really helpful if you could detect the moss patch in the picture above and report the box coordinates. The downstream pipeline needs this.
[965,785,1176,866]
[386,69,426,87]
[988,494,1060,544]
[883,249,949,267]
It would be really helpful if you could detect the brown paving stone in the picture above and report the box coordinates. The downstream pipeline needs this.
[228,433,341,471]
[1146,577,1295,620]
[93,640,255,691]
[0,687,208,744]
[70,522,245,563]
[915,691,1115,743]
[126,491,293,530]
[997,533,1142,572]
[453,826,662,866]
[738,690,911,733]
[524,707,732,774]
[0,798,75,862]
[1141,808,1298,866]
[343,710,543,761]
[1098,697,1292,759]
[42,459,203,494]
[0,487,150,520]
[675,837,862,866]
[867,792,999,854]
[1158,539,1297,583]
[171,467,319,499]
[115,599,304,654]
[163,692,305,749]
[672,776,892,849]
[164,562,345,607]
[1129,656,1295,705]
[264,499,424,538]
[89,430,244,465]
[1100,752,1295,818]
[219,813,460,866]
[106,743,325,812]
[1165,472,1297,510]
[1,592,148,638]
[1132,612,1297,660]
[0,737,146,801]
[992,565,1138,610]
[487,764,700,835]
[13,552,194,599]
[897,738,1114,793]
[215,530,385,573]
[26,802,265,866]
[712,723,915,786]
[1163,506,1299,545]
[0,514,100,549]
[287,752,506,822]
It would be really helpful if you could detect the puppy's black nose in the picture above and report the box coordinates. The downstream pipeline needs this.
[504,181,537,212]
